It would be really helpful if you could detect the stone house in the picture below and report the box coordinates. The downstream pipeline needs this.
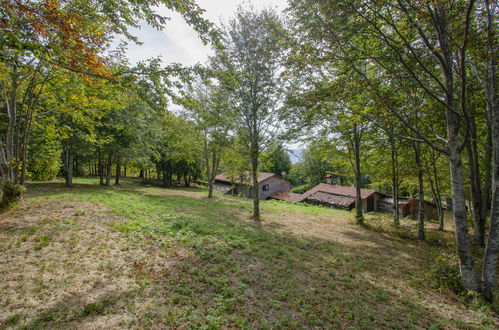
[214,172,291,200]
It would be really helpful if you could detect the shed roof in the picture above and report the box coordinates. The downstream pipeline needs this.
[269,191,304,203]
[306,191,356,208]
[300,183,378,201]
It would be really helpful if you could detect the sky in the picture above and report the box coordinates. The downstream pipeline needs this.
[118,0,304,156]
[122,0,288,66]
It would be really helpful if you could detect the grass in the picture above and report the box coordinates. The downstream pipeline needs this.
[0,177,497,329]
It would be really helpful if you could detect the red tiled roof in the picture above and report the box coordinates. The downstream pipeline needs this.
[269,191,304,203]
[300,183,378,201]
[214,172,285,184]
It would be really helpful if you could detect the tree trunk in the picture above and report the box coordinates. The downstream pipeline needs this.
[208,178,214,198]
[105,154,112,186]
[389,134,400,226]
[98,149,104,185]
[466,119,485,246]
[139,169,144,179]
[414,139,425,240]
[2,63,18,184]
[123,165,127,178]
[19,105,33,185]
[482,123,492,219]
[251,153,260,220]
[115,163,120,185]
[432,3,480,292]
[427,149,445,231]
[481,0,499,302]
[163,172,168,187]
[353,125,363,224]
[64,146,73,188]
[251,107,260,220]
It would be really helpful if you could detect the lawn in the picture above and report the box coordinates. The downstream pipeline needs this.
[0,178,496,329]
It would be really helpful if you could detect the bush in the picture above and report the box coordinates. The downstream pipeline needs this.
[1,183,27,209]
[27,119,61,181]
[291,183,314,194]
[426,249,462,293]
[28,151,61,181]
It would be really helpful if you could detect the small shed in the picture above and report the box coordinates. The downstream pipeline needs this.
[377,196,439,220]
[271,183,383,212]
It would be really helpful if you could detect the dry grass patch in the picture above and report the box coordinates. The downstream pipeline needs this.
[0,179,496,328]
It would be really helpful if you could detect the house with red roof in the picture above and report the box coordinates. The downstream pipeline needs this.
[270,176,383,212]
[214,172,291,200]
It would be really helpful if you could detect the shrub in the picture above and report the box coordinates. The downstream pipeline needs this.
[426,249,462,293]
[291,183,314,194]
[1,183,27,209]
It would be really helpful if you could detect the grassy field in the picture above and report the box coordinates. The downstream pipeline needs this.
[0,178,497,329]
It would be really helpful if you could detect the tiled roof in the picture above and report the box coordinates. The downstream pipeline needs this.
[214,172,284,184]
[269,191,304,203]
[300,183,378,201]
[306,192,356,208]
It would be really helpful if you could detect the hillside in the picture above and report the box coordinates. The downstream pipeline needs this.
[0,179,496,329]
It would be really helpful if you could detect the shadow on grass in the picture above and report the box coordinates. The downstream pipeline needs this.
[11,180,494,328]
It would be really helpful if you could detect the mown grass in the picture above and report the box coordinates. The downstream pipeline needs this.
[0,177,497,329]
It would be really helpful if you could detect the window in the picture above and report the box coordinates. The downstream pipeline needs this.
[262,184,269,191]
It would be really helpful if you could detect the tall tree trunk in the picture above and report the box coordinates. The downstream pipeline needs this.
[414,139,425,240]
[208,178,214,198]
[432,3,480,292]
[389,134,400,226]
[251,152,260,220]
[105,154,112,186]
[251,110,260,220]
[427,149,444,231]
[64,145,73,188]
[481,0,499,302]
[3,63,18,184]
[482,123,492,219]
[19,102,33,185]
[98,149,104,185]
[163,171,168,187]
[123,165,127,178]
[466,118,485,245]
[204,140,211,197]
[115,163,120,185]
[352,125,363,224]
[139,169,144,179]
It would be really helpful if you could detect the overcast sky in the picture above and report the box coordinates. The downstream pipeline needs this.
[118,0,303,153]
[122,0,288,66]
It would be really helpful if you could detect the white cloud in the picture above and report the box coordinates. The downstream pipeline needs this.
[123,0,288,66]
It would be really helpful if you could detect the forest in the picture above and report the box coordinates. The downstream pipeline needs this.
[0,0,498,328]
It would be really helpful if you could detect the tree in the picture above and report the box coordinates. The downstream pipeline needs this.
[260,143,292,176]
[0,0,219,206]
[180,81,234,197]
[288,0,496,297]
[212,6,288,220]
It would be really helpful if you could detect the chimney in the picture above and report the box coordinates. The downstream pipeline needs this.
[326,174,333,184]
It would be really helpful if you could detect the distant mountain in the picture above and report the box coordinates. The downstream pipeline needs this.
[287,149,304,164]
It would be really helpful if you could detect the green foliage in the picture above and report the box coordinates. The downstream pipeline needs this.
[1,183,26,209]
[260,144,292,176]
[426,250,462,293]
[27,120,61,181]
[291,184,314,194]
